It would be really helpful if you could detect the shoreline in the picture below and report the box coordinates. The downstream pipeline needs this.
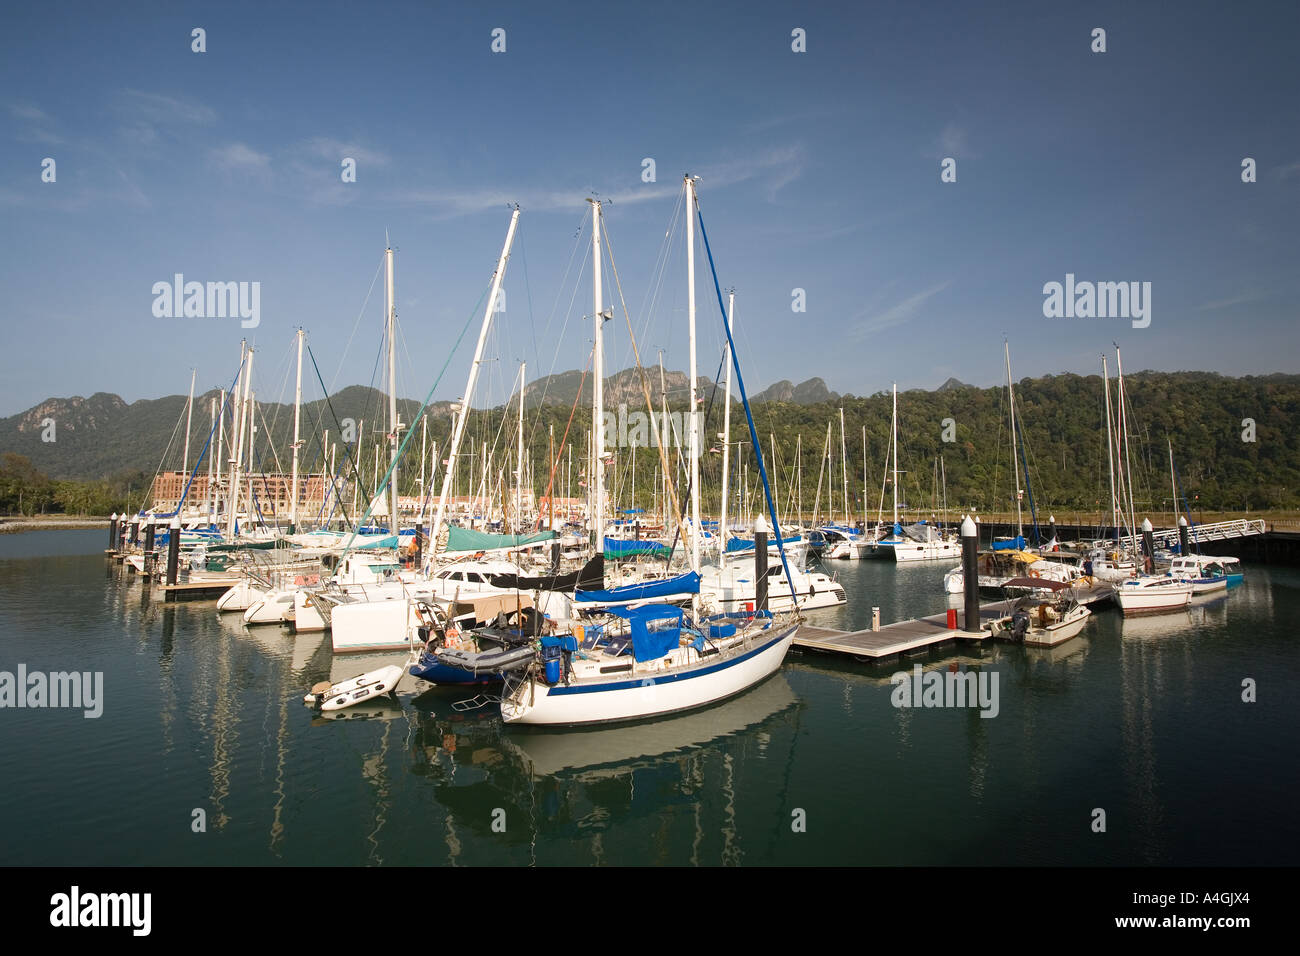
[0,517,107,534]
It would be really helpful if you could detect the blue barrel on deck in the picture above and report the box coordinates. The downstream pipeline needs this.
[542,644,562,684]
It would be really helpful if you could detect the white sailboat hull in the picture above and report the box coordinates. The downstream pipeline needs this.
[217,579,267,612]
[892,539,961,563]
[1116,578,1193,615]
[501,622,797,726]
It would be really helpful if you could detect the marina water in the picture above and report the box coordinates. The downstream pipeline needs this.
[1,530,1296,866]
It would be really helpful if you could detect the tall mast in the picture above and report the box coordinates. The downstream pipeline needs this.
[1004,341,1023,539]
[685,175,701,578]
[429,207,520,551]
[418,414,427,520]
[1168,437,1178,534]
[891,382,899,527]
[182,368,196,485]
[719,291,735,564]
[290,328,304,529]
[862,425,868,530]
[227,341,251,539]
[207,396,216,522]
[839,407,849,527]
[385,241,400,532]
[515,361,525,532]
[214,388,224,522]
[589,198,606,550]
[1116,345,1139,552]
[940,454,948,531]
[796,433,803,526]
[658,352,669,526]
[1102,354,1120,545]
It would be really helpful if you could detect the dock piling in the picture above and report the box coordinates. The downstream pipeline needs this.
[753,515,769,613]
[166,516,181,586]
[961,515,980,633]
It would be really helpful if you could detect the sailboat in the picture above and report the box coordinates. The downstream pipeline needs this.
[493,178,802,725]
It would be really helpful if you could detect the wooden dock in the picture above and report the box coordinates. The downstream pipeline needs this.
[794,601,1017,661]
[156,578,241,600]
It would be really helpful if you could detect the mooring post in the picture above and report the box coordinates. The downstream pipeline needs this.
[1142,518,1155,572]
[143,516,157,574]
[753,514,769,614]
[166,516,181,586]
[872,606,881,632]
[962,515,981,633]
[108,512,118,550]
[1178,515,1189,555]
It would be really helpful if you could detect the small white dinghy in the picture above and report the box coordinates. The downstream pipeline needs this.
[304,664,405,712]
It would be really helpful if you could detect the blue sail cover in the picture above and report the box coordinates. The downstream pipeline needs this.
[576,571,701,604]
[991,535,1027,551]
[725,533,802,554]
[607,605,684,663]
[603,537,672,559]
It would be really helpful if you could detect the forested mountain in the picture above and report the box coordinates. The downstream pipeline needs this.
[3,370,1298,515]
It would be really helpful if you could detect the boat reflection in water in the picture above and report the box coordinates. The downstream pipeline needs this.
[398,675,801,864]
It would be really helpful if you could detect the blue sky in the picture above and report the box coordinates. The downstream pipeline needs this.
[2,0,1297,416]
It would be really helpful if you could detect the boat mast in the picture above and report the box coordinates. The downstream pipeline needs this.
[839,406,849,527]
[1004,342,1023,539]
[861,425,868,532]
[891,382,899,528]
[796,433,803,527]
[385,241,400,533]
[214,388,224,522]
[685,175,701,579]
[719,291,734,565]
[516,361,525,532]
[589,198,606,551]
[1115,345,1139,553]
[941,454,948,532]
[1168,437,1178,538]
[290,328,304,530]
[658,351,669,528]
[1102,354,1120,546]
[227,341,251,539]
[182,368,196,487]
[206,396,216,523]
[429,207,520,552]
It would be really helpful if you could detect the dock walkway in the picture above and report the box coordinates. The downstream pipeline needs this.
[794,601,1016,661]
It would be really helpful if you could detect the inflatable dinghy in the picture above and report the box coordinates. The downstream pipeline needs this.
[304,664,405,712]
[434,644,536,677]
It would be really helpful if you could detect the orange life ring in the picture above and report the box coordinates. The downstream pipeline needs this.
[1028,568,1041,579]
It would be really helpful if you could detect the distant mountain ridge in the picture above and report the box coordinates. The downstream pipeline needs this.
[751,377,839,405]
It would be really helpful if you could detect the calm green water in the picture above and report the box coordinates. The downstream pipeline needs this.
[1,530,1296,866]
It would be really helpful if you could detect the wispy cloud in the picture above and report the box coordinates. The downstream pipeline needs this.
[1196,290,1269,312]
[303,136,389,167]
[212,142,271,171]
[8,102,49,122]
[847,281,952,341]
[114,89,217,126]
[8,100,63,145]
[1273,160,1300,182]
[383,145,806,219]
[929,123,977,160]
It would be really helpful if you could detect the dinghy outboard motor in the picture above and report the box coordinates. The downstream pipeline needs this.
[1010,609,1031,642]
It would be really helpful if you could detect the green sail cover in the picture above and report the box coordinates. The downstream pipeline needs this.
[445,526,558,553]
